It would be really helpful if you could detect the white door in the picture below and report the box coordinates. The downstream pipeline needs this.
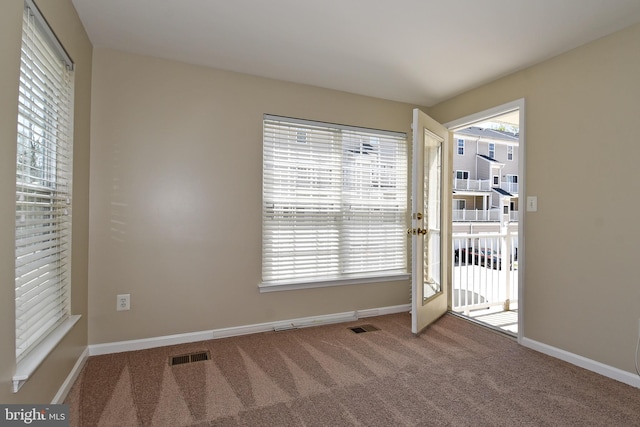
[411,108,451,334]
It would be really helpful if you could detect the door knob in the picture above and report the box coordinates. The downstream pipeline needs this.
[407,228,427,236]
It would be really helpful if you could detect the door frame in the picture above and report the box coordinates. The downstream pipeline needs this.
[443,98,525,344]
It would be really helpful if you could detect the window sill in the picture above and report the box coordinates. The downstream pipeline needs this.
[259,272,410,293]
[13,315,81,393]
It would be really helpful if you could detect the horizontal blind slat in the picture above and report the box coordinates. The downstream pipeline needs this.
[15,4,74,362]
[262,117,407,284]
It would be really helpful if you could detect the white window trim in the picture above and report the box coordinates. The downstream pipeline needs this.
[488,143,496,159]
[457,139,465,155]
[259,272,410,293]
[13,315,80,392]
[261,115,408,290]
[507,145,514,161]
[455,170,470,180]
[13,0,78,392]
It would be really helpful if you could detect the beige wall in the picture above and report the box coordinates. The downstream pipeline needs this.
[0,0,92,403]
[88,48,415,344]
[429,23,640,374]
[3,2,636,401]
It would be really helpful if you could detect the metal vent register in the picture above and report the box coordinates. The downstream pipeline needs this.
[349,324,380,334]
[170,351,211,366]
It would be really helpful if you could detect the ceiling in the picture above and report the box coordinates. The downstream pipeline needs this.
[71,0,640,107]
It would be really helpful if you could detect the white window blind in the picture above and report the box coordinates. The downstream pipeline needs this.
[262,115,408,286]
[15,1,74,363]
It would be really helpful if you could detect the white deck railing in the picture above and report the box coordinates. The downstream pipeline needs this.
[453,209,502,222]
[453,209,519,222]
[453,179,519,194]
[500,182,519,194]
[453,178,492,191]
[452,231,518,314]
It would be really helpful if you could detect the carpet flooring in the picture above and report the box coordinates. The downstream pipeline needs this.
[65,313,640,426]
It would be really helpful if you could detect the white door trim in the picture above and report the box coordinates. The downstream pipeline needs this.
[444,98,526,344]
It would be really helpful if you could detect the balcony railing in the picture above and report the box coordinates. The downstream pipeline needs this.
[453,178,518,195]
[500,182,519,194]
[453,178,491,191]
[453,209,502,222]
[452,231,518,315]
[453,209,519,222]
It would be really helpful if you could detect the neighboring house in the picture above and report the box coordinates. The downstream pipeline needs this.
[452,127,519,229]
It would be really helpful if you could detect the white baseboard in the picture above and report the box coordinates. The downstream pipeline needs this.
[61,306,640,402]
[52,347,89,404]
[521,337,640,389]
[89,304,412,356]
[89,329,216,356]
[357,304,411,318]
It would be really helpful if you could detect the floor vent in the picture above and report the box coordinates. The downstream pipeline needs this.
[349,324,380,334]
[170,351,210,366]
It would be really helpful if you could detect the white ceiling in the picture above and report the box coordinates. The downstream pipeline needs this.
[71,0,640,106]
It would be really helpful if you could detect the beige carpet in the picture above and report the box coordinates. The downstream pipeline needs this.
[65,313,640,426]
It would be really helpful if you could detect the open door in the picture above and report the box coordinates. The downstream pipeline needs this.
[411,108,451,334]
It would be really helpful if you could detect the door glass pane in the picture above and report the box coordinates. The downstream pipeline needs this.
[423,130,442,301]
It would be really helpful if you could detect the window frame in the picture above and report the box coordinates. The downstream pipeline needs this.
[453,199,466,210]
[13,0,79,393]
[488,143,496,159]
[260,115,410,292]
[507,145,514,161]
[455,170,470,180]
[457,138,465,155]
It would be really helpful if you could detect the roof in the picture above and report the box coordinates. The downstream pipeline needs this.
[493,188,513,197]
[455,127,519,143]
[477,154,504,165]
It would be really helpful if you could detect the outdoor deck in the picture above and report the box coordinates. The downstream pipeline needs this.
[451,231,518,336]
[465,305,518,335]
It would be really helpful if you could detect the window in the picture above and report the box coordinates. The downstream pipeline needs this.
[455,170,469,180]
[493,175,500,186]
[506,174,518,193]
[453,200,466,210]
[262,115,408,288]
[457,139,464,155]
[488,143,495,159]
[15,0,75,371]
[507,145,514,161]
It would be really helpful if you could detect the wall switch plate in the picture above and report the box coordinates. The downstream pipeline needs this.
[526,196,538,212]
[117,294,130,311]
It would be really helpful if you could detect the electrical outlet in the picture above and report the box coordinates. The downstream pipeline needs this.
[117,294,130,311]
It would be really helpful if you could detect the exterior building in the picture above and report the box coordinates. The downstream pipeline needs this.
[452,126,519,231]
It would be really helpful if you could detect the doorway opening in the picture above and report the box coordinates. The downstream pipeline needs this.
[445,101,524,339]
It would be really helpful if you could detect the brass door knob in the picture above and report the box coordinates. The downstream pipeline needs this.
[407,228,427,236]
